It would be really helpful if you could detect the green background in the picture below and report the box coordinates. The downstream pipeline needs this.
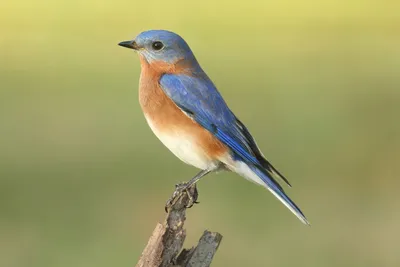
[1,0,399,266]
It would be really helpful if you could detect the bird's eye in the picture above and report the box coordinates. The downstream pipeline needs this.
[151,41,164,51]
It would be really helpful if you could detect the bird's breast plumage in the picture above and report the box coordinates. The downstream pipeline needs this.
[138,56,228,169]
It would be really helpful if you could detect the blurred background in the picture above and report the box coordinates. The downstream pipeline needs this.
[1,0,400,266]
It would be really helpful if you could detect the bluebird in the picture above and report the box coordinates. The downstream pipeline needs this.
[119,30,309,225]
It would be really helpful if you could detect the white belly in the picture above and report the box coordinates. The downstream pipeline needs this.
[145,116,214,170]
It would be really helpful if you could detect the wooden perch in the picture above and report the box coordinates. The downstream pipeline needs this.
[135,185,223,267]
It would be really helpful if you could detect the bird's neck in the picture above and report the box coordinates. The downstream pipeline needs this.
[138,57,164,111]
[138,54,198,107]
[140,54,201,75]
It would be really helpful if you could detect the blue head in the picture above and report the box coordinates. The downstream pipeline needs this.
[119,30,199,68]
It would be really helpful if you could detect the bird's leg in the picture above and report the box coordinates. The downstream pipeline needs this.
[165,168,212,211]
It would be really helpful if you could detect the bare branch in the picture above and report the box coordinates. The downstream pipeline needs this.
[135,185,222,267]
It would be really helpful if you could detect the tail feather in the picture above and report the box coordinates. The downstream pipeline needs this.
[234,118,292,187]
[251,166,310,225]
[258,157,292,187]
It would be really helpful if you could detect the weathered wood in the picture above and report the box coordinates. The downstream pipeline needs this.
[135,185,222,267]
[175,231,223,267]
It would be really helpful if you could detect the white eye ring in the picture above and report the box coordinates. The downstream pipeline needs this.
[151,41,164,51]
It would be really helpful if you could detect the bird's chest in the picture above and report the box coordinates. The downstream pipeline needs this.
[137,64,228,169]
[138,74,211,169]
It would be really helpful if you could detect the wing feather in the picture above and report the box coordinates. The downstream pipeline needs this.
[159,73,290,187]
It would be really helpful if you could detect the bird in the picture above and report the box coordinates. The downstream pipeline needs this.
[118,30,309,225]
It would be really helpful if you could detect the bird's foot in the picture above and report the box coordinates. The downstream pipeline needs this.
[165,182,199,212]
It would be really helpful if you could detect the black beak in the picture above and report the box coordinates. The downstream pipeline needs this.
[118,40,138,50]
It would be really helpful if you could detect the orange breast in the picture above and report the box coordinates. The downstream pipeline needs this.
[138,56,228,161]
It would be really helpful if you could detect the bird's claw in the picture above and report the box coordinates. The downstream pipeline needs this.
[165,182,199,212]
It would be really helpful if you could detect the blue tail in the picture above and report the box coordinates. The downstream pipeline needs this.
[251,166,310,225]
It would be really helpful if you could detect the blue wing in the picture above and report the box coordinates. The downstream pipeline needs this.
[160,73,258,164]
[159,73,309,224]
[160,73,288,183]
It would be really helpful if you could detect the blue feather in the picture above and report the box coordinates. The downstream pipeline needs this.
[214,129,259,165]
[251,166,309,225]
[160,73,309,224]
[160,74,258,164]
